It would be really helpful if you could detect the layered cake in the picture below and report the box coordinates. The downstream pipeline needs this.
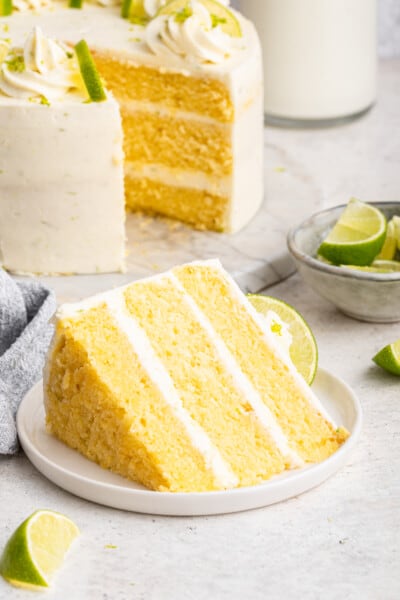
[0,27,125,274]
[0,0,263,242]
[45,260,348,493]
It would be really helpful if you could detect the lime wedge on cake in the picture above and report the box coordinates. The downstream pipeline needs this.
[121,0,148,21]
[0,0,12,16]
[157,0,242,37]
[318,198,387,266]
[0,510,79,590]
[373,339,400,376]
[75,40,107,102]
[248,294,318,385]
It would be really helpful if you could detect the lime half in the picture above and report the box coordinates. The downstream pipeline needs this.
[157,0,242,37]
[373,339,400,376]
[248,294,318,385]
[318,199,387,266]
[0,510,79,590]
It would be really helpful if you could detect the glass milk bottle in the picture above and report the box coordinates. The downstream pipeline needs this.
[236,0,377,125]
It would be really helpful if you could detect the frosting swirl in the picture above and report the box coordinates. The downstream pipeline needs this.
[144,0,241,65]
[12,0,51,12]
[0,27,84,102]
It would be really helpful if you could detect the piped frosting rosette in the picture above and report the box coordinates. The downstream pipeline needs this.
[0,27,84,101]
[144,0,241,65]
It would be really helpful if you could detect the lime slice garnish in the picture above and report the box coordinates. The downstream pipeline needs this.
[75,39,107,102]
[69,0,84,8]
[121,0,148,22]
[0,510,79,590]
[341,259,400,274]
[318,199,387,266]
[373,339,400,376]
[247,294,318,385]
[0,0,12,16]
[156,0,242,37]
[377,217,398,260]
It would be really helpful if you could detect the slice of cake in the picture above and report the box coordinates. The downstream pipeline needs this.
[44,259,349,493]
[1,0,263,233]
[0,27,125,275]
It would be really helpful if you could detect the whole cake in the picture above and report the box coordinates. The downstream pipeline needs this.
[0,27,125,275]
[45,260,348,493]
[0,0,263,241]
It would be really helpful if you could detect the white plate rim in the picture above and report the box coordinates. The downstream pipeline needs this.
[17,368,362,516]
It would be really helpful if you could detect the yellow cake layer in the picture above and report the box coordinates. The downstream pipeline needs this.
[93,51,234,123]
[124,173,230,231]
[45,306,220,492]
[124,278,289,488]
[173,263,349,463]
[121,109,232,177]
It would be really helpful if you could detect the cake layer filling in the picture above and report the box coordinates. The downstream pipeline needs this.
[123,276,288,487]
[173,262,348,462]
[121,109,232,177]
[93,52,234,122]
[46,306,222,492]
[124,175,230,231]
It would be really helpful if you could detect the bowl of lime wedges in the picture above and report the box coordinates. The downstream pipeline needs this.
[287,199,400,323]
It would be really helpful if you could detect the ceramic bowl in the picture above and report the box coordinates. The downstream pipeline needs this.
[287,202,400,323]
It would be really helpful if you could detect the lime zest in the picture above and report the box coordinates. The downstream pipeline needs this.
[75,39,107,102]
[0,0,12,17]
[175,6,193,23]
[157,0,242,37]
[211,13,227,28]
[5,53,25,72]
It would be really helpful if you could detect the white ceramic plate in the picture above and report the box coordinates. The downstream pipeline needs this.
[17,368,362,516]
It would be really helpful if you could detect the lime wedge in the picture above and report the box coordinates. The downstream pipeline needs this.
[318,199,387,266]
[156,0,242,37]
[0,0,12,16]
[377,217,398,260]
[341,260,400,274]
[247,294,318,385]
[373,339,400,376]
[75,40,107,102]
[0,510,79,590]
[393,215,400,250]
[121,0,148,22]
[69,0,84,8]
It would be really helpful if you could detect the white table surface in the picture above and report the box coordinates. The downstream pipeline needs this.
[1,59,400,600]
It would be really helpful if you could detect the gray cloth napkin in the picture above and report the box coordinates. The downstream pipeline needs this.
[0,269,56,454]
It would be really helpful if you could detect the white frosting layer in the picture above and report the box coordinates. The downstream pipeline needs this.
[169,273,304,468]
[214,261,337,427]
[0,26,84,101]
[105,290,239,489]
[144,0,242,65]
[0,96,125,275]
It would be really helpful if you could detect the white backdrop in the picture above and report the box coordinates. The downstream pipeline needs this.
[231,0,400,57]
